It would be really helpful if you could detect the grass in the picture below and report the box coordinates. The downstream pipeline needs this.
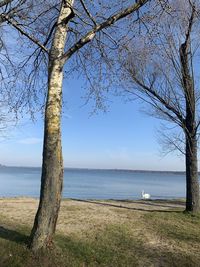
[56,224,143,266]
[141,211,200,267]
[0,198,200,266]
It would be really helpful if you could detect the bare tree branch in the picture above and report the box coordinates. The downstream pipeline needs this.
[2,14,49,53]
[60,0,149,64]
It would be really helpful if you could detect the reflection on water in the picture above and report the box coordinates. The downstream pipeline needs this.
[0,167,188,199]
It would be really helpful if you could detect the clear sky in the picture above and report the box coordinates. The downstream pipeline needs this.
[0,75,186,171]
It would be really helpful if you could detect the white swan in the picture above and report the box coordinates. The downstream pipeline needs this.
[141,190,151,200]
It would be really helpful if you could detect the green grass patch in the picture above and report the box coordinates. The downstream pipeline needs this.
[0,223,143,267]
[56,224,142,267]
[142,211,200,266]
[143,211,200,243]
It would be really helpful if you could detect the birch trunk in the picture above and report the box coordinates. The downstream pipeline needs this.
[30,1,74,251]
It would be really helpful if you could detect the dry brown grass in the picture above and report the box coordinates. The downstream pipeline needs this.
[0,197,199,267]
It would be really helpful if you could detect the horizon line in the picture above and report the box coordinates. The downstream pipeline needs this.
[0,164,186,173]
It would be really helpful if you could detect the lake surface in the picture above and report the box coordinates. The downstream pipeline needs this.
[0,167,188,199]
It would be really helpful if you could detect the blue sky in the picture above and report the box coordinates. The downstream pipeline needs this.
[0,76,185,171]
[0,2,188,171]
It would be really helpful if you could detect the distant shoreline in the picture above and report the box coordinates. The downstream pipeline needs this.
[0,165,187,174]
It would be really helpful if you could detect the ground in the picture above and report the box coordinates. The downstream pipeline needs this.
[0,197,200,267]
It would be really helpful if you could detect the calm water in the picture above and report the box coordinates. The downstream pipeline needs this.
[0,167,188,199]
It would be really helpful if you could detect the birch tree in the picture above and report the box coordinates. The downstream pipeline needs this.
[32,0,155,251]
[0,0,155,251]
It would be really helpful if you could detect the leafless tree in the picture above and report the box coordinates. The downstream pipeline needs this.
[0,0,159,251]
[33,0,156,252]
[118,0,200,213]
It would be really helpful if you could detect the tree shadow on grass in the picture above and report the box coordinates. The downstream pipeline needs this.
[113,199,185,208]
[0,226,29,245]
[70,198,183,213]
